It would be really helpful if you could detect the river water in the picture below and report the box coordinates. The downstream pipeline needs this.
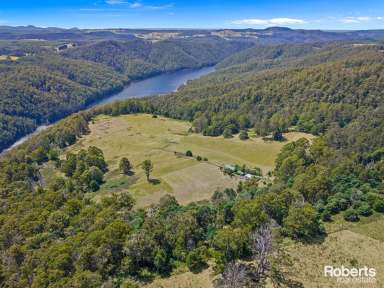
[96,66,215,105]
[4,66,215,152]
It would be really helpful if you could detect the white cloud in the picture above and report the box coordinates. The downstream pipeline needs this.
[105,0,172,9]
[143,3,173,10]
[130,2,142,8]
[232,17,306,26]
[341,16,383,24]
[106,0,127,4]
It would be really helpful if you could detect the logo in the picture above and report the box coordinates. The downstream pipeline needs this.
[324,265,377,284]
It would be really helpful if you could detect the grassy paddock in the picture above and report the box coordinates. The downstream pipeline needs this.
[287,214,384,287]
[69,114,312,206]
[143,267,214,288]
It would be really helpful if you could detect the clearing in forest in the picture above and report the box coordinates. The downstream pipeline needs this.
[69,114,313,206]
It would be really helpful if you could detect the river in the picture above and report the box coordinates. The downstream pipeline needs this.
[4,66,215,152]
[96,66,215,105]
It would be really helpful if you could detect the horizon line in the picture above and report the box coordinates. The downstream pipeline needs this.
[2,25,384,32]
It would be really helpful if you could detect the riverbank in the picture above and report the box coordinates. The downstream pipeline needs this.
[2,66,215,153]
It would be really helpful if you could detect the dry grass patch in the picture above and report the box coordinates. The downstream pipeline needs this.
[161,163,238,205]
[175,131,314,173]
[288,216,384,287]
[143,267,214,288]
[0,55,19,61]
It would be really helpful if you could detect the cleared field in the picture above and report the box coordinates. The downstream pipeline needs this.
[287,214,384,287]
[71,114,312,206]
[325,213,384,242]
[0,55,19,61]
[177,131,313,172]
[144,268,214,288]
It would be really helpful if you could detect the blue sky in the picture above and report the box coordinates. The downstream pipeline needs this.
[1,0,384,29]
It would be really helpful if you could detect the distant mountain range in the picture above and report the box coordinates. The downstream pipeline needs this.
[1,25,384,43]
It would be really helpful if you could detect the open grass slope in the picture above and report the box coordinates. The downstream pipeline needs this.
[143,268,214,288]
[287,214,384,288]
[69,114,311,206]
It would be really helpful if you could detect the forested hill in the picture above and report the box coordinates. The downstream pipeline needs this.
[62,38,253,79]
[0,37,252,152]
[0,53,127,152]
[146,42,384,180]
[151,42,384,154]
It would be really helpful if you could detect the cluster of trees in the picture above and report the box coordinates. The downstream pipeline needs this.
[274,137,384,222]
[185,150,208,162]
[59,146,108,192]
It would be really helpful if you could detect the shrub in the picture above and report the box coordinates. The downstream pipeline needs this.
[338,198,349,211]
[196,156,202,161]
[282,204,324,241]
[321,209,332,222]
[89,180,100,192]
[373,199,384,213]
[138,268,155,281]
[239,130,249,140]
[186,247,208,273]
[325,196,349,214]
[31,147,48,164]
[344,209,359,222]
[315,202,325,213]
[366,192,381,206]
[119,157,132,175]
[122,279,140,288]
[203,157,208,161]
[325,200,341,214]
[71,271,102,288]
[272,131,284,141]
[356,203,372,216]
[186,150,193,157]
[223,128,233,138]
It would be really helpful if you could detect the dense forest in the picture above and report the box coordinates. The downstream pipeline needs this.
[62,38,253,79]
[0,40,383,287]
[0,37,252,152]
[0,53,126,152]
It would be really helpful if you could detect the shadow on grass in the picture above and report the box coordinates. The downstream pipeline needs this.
[189,262,209,274]
[124,171,135,176]
[149,178,161,185]
[300,232,327,245]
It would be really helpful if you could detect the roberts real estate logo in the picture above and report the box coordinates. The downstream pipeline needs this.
[324,265,377,284]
